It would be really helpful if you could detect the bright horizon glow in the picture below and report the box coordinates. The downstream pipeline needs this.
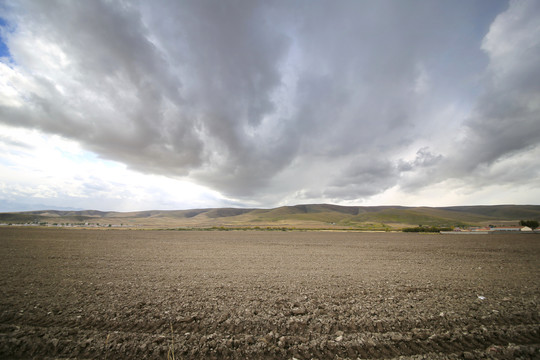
[0,125,232,211]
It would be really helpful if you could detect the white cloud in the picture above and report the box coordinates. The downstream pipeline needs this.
[0,125,227,211]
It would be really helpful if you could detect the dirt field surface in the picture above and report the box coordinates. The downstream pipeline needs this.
[0,228,539,359]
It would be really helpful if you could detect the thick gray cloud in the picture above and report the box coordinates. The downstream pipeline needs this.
[401,0,540,193]
[461,0,540,169]
[1,0,538,207]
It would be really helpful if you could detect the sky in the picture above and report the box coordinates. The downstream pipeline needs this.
[0,0,539,212]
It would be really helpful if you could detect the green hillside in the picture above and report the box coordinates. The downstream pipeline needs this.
[442,205,540,220]
[1,204,539,229]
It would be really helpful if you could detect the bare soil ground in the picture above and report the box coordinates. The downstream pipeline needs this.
[0,228,538,359]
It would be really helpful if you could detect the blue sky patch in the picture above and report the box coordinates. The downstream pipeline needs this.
[0,17,12,60]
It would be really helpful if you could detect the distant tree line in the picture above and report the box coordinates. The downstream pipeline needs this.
[402,226,453,233]
[520,220,539,229]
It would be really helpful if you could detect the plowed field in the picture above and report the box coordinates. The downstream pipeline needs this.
[0,228,539,359]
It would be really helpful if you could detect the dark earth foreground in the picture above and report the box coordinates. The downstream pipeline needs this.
[0,228,539,359]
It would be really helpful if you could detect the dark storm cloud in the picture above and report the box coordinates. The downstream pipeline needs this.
[323,157,399,200]
[1,0,204,170]
[1,0,298,196]
[398,147,443,173]
[2,0,537,205]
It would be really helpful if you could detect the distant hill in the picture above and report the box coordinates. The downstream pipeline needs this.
[1,204,539,229]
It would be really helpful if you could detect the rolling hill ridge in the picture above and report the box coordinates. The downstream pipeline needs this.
[1,204,539,229]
